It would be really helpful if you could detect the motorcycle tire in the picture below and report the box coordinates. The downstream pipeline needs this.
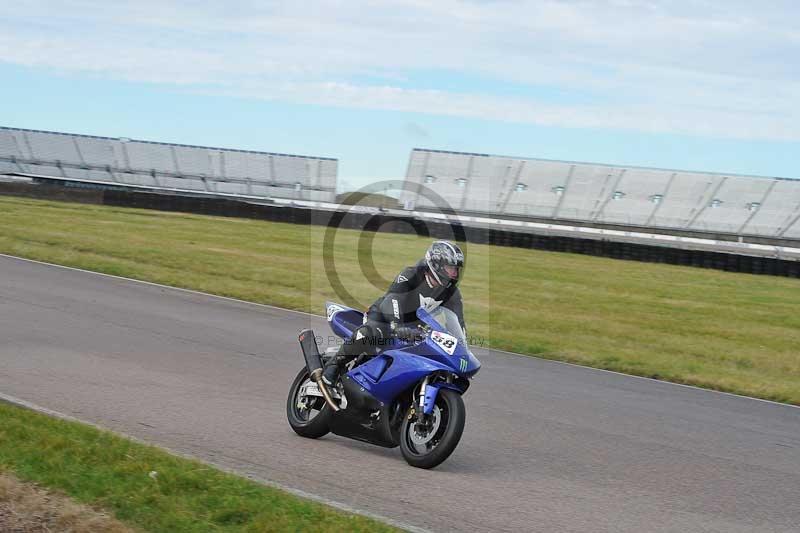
[400,388,465,469]
[286,367,334,439]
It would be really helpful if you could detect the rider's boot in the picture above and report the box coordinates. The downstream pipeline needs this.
[321,356,343,387]
[321,325,377,387]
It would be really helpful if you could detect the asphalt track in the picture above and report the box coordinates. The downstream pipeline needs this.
[1,254,799,532]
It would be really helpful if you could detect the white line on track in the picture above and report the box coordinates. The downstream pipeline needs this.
[0,391,431,533]
[487,347,800,411]
[0,252,320,319]
[3,251,798,413]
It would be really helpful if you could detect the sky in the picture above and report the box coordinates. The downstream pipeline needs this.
[1,0,798,190]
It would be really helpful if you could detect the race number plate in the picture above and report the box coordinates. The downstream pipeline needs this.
[431,330,458,355]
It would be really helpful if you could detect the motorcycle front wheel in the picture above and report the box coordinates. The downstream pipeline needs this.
[400,388,465,469]
[286,367,334,439]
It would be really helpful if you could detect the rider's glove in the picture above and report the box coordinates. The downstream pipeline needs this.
[394,325,425,343]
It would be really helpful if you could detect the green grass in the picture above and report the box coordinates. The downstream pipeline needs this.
[0,401,397,532]
[1,195,799,404]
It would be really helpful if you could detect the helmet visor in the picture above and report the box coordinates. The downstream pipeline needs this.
[443,264,460,280]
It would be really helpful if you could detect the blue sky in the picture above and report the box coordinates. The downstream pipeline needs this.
[1,1,798,189]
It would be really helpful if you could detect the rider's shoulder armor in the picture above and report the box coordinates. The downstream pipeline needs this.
[389,265,422,293]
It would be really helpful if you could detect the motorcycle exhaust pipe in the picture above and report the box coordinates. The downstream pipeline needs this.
[310,368,340,412]
[298,329,339,412]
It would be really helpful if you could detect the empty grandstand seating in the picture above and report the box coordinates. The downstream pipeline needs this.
[403,148,800,239]
[0,127,338,202]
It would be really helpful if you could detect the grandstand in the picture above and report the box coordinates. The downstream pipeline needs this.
[402,148,800,241]
[0,127,338,202]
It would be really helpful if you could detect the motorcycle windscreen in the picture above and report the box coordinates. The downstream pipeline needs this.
[417,307,466,343]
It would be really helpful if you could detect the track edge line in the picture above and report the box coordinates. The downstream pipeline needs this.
[0,391,431,533]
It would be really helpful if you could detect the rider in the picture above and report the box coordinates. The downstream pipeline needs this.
[321,240,466,387]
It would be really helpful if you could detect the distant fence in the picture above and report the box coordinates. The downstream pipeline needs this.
[2,178,799,278]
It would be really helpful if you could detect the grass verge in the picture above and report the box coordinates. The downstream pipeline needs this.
[1,195,799,404]
[0,401,398,532]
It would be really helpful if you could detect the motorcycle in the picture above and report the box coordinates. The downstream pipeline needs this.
[286,302,481,469]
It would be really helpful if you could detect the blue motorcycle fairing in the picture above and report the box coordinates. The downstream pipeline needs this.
[327,302,480,419]
[401,335,481,377]
[326,301,363,340]
[415,308,481,377]
[348,350,458,406]
[326,303,480,378]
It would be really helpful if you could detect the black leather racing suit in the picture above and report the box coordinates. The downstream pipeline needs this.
[335,260,466,364]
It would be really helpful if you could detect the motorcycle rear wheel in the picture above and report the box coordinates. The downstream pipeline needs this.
[400,388,465,469]
[286,367,334,439]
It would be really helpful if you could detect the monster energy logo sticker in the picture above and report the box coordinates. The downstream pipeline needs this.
[459,358,468,372]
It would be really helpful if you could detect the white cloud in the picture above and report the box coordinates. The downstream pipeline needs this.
[1,0,799,140]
